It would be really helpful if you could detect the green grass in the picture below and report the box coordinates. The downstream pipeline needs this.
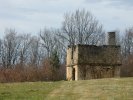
[0,78,133,100]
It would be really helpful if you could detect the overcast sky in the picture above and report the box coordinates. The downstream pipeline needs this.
[0,0,133,37]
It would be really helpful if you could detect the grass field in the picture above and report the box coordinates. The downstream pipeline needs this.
[0,78,133,100]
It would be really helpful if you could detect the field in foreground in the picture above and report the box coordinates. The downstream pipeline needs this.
[0,78,133,100]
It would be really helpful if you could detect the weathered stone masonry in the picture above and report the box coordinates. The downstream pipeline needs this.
[66,32,122,81]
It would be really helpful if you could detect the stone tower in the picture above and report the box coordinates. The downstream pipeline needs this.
[66,32,121,81]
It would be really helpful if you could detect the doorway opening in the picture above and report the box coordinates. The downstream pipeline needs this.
[72,68,75,80]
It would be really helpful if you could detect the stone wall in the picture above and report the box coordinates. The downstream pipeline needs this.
[78,65,120,80]
[66,45,78,67]
[77,45,121,65]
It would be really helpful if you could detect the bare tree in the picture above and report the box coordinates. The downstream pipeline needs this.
[0,39,2,67]
[52,29,67,63]
[120,27,133,77]
[30,36,41,67]
[121,27,133,57]
[40,28,57,58]
[61,9,104,46]
[1,29,20,68]
[18,34,32,67]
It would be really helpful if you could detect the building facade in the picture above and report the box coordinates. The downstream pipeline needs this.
[66,32,122,81]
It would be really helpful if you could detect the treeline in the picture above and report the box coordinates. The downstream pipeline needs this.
[0,29,67,82]
[121,28,133,77]
[0,9,132,82]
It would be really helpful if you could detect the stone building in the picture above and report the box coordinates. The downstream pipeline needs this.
[66,32,122,81]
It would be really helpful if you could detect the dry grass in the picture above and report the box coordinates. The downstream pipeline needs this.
[46,78,133,100]
[0,78,133,100]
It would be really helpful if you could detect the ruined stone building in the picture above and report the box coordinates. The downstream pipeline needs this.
[66,32,122,81]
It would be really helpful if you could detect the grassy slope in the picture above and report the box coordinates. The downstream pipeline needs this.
[0,78,133,100]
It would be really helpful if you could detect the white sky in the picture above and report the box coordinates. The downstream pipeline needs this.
[0,0,133,37]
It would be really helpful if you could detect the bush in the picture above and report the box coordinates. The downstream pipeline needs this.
[0,58,65,83]
[121,55,133,77]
